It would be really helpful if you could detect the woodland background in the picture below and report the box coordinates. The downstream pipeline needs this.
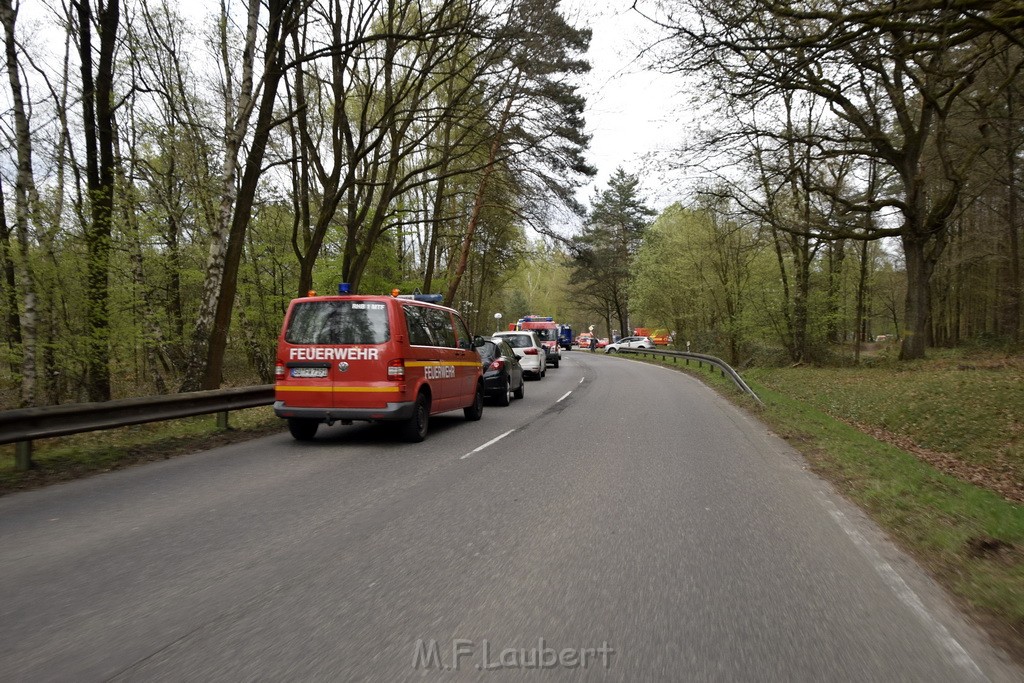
[1,0,1022,410]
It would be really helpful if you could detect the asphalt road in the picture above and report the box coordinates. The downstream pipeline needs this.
[1,351,1020,681]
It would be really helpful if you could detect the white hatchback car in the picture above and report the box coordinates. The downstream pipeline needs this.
[492,331,546,379]
[604,336,654,353]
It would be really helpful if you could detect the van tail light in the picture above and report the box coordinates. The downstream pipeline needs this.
[524,348,538,355]
[275,362,286,378]
[488,359,505,371]
[387,359,405,381]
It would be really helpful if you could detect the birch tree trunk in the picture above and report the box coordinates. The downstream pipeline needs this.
[202,0,296,389]
[180,0,262,392]
[1,0,40,407]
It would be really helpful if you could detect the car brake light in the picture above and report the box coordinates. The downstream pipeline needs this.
[388,359,405,381]
[275,362,286,377]
[488,359,505,371]
[524,348,538,355]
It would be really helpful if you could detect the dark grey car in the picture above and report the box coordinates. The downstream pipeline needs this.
[479,338,526,406]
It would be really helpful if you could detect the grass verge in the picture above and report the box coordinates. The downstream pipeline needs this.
[633,351,1023,661]
[0,406,283,495]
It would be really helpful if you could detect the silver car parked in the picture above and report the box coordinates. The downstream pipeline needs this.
[604,336,654,353]
[492,331,546,379]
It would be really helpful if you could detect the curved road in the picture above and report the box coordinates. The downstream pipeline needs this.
[0,351,1019,680]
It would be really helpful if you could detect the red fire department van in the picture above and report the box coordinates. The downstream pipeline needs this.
[274,288,485,442]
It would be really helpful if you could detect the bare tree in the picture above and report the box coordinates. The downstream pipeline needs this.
[643,0,1024,359]
[199,0,309,390]
[283,0,498,297]
[132,0,222,356]
[1,0,40,406]
[179,0,267,391]
[74,0,121,400]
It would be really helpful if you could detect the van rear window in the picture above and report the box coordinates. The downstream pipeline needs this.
[285,301,390,345]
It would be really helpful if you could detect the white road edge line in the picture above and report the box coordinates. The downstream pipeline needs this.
[579,377,585,384]
[460,430,515,460]
[820,496,987,681]
[556,391,572,403]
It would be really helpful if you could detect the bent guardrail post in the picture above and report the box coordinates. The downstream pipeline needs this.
[1,385,275,471]
[618,348,763,405]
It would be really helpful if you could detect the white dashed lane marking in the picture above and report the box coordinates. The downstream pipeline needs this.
[460,430,515,460]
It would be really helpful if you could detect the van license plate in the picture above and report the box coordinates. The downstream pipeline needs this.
[291,367,328,378]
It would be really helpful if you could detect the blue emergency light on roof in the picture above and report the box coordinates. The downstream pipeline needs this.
[524,316,554,322]
[396,292,444,303]
[338,282,351,294]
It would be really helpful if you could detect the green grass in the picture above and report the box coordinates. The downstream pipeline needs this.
[629,350,1024,655]
[748,380,1023,639]
[0,406,283,494]
[747,358,1024,473]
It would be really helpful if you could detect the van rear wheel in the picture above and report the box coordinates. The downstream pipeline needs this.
[288,418,319,441]
[401,392,430,442]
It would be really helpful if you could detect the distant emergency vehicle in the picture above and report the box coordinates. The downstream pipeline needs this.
[634,327,672,345]
[510,315,562,367]
[557,324,573,350]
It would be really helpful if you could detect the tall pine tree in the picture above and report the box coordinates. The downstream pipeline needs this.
[570,168,655,336]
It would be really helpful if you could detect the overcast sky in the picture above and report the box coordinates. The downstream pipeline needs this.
[566,0,690,211]
[17,0,688,216]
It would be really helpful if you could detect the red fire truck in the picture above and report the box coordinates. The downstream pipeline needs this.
[634,327,672,345]
[511,315,561,367]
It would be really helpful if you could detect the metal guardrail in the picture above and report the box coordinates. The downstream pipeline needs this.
[1,385,275,471]
[613,347,763,405]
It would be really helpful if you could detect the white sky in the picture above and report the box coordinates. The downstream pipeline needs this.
[566,0,692,211]
[16,0,690,215]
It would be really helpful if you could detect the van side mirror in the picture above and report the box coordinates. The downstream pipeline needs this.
[472,335,486,348]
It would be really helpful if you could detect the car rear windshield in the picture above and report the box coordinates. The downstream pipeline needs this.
[502,334,533,348]
[285,300,390,345]
[478,341,499,363]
